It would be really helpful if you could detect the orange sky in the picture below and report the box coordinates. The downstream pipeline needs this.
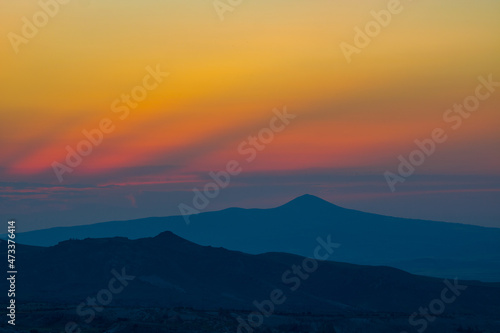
[0,0,499,230]
[2,0,500,179]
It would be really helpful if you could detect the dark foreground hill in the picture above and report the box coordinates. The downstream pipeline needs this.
[2,232,500,316]
[9,195,500,281]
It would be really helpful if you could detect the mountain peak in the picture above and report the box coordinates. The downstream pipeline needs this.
[155,230,184,241]
[153,230,196,246]
[279,194,339,210]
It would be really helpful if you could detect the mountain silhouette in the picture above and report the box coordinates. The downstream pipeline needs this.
[8,194,500,281]
[278,194,340,209]
[2,233,499,316]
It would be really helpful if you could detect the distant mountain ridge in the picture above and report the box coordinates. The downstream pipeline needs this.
[2,231,500,316]
[8,194,500,281]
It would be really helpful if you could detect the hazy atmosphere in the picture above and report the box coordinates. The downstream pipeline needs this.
[1,1,500,332]
[1,0,500,231]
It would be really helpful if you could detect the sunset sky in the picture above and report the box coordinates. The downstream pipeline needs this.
[1,0,499,231]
